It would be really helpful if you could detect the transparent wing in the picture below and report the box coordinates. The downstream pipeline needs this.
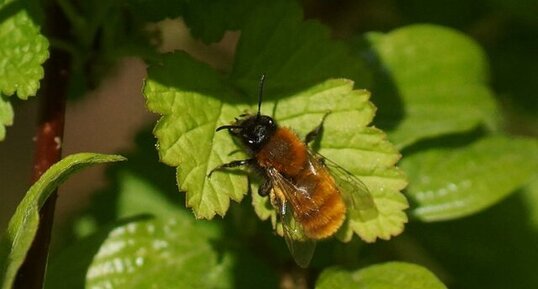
[280,202,316,268]
[309,151,379,221]
[267,168,317,268]
[267,167,320,223]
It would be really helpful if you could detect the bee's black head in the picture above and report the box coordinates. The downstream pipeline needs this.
[217,73,276,152]
[217,115,277,152]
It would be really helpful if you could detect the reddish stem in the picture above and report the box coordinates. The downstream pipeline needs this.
[13,1,70,288]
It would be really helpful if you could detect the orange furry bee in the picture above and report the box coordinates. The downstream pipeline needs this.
[210,75,377,267]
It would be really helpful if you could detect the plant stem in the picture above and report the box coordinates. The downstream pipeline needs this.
[13,1,71,288]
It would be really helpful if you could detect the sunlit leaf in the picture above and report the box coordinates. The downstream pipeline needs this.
[365,24,497,148]
[48,209,277,289]
[316,262,447,289]
[403,135,538,221]
[144,53,249,219]
[0,0,49,140]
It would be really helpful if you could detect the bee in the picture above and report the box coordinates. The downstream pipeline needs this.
[210,74,377,267]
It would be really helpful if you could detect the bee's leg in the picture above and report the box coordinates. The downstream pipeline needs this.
[269,192,278,208]
[304,112,330,144]
[207,159,255,178]
[258,179,272,196]
[270,193,287,216]
[280,201,287,216]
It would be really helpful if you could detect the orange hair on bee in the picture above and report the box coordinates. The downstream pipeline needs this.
[256,127,307,176]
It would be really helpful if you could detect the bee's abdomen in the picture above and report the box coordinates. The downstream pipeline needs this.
[295,173,346,240]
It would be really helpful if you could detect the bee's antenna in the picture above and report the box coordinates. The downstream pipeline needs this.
[216,125,242,132]
[257,73,266,118]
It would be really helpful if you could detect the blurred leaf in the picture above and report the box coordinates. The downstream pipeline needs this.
[181,0,257,43]
[47,216,230,289]
[316,262,447,289]
[48,196,277,288]
[403,135,538,221]
[487,21,538,122]
[178,0,370,87]
[522,178,538,227]
[0,153,125,289]
[0,0,49,140]
[230,0,370,95]
[126,0,185,22]
[66,129,180,240]
[114,171,179,217]
[406,187,538,289]
[364,24,497,148]
[0,95,13,140]
[72,169,181,239]
[485,0,538,26]
[395,0,481,28]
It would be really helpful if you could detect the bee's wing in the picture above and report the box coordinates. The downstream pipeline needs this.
[280,202,317,268]
[267,168,317,268]
[309,151,379,220]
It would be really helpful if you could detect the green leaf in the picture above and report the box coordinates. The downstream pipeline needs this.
[365,24,497,148]
[523,178,538,228]
[0,0,49,99]
[230,0,369,96]
[0,95,13,140]
[66,129,180,240]
[48,216,225,289]
[0,0,49,140]
[47,214,278,289]
[0,153,125,289]
[181,0,257,43]
[144,53,250,219]
[485,0,538,26]
[72,164,180,239]
[316,262,447,289]
[73,169,180,238]
[115,171,180,217]
[406,187,538,289]
[403,135,538,221]
[182,0,370,87]
[250,79,408,243]
[126,0,185,22]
